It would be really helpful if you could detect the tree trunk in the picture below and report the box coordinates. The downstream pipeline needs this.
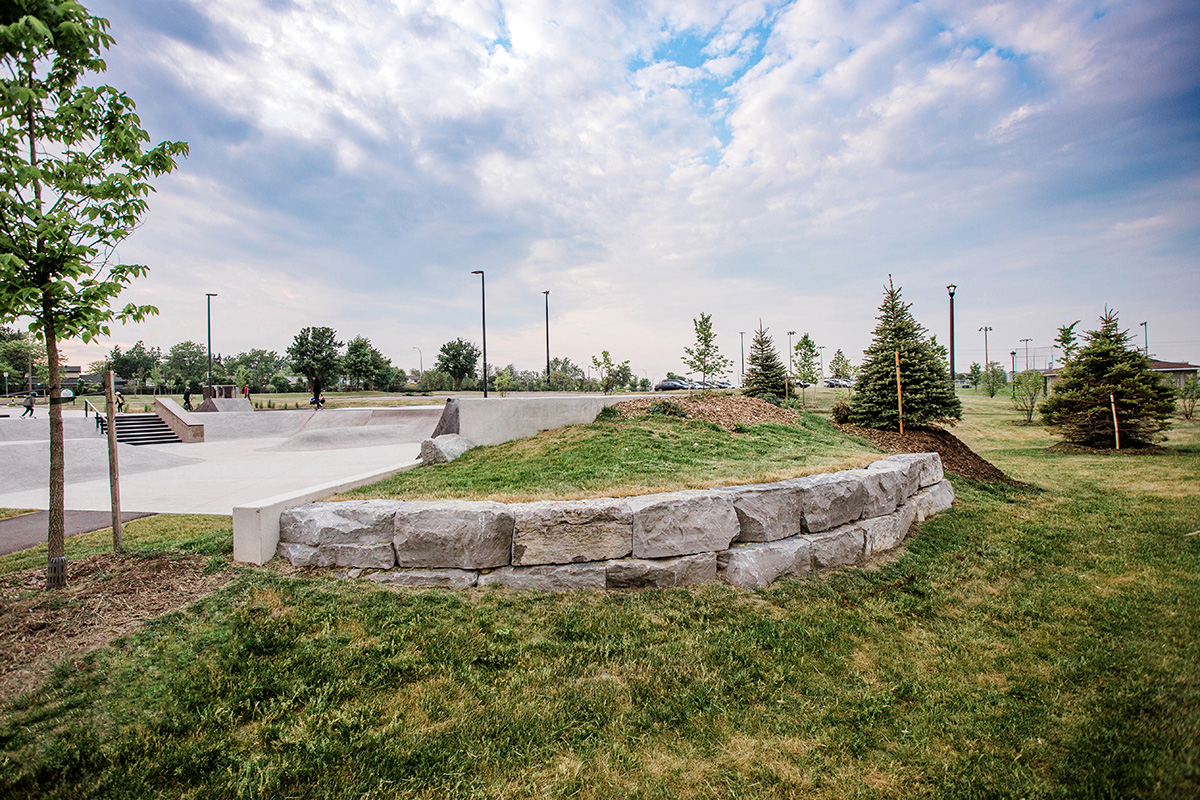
[43,306,66,589]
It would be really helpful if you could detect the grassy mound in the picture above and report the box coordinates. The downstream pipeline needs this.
[340,410,879,502]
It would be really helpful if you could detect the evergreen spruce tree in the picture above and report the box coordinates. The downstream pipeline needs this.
[1040,309,1174,447]
[742,321,787,399]
[847,277,961,429]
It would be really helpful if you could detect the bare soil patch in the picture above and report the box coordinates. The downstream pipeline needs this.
[0,552,229,701]
[612,395,799,429]
[839,424,1015,483]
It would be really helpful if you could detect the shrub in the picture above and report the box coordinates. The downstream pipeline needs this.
[830,400,851,424]
[594,405,621,422]
[647,400,687,418]
[1179,376,1199,421]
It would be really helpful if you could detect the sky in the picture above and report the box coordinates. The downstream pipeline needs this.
[58,0,1200,382]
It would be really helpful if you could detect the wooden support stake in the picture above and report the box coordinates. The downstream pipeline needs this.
[1110,393,1120,451]
[895,350,904,435]
[106,371,123,550]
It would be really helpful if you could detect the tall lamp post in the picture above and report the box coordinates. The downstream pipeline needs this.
[206,292,217,393]
[1020,338,1032,371]
[979,326,992,392]
[1140,321,1148,355]
[818,345,826,381]
[412,346,423,380]
[471,271,487,398]
[787,330,795,400]
[946,284,956,390]
[542,290,551,385]
[739,331,746,387]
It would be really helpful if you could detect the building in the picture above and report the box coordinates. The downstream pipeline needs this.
[1041,358,1199,393]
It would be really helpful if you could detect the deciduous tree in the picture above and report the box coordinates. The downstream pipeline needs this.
[435,337,480,391]
[0,2,186,588]
[1011,369,1043,423]
[681,312,732,389]
[287,326,343,395]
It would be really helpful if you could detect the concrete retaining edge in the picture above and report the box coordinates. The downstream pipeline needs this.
[276,452,955,591]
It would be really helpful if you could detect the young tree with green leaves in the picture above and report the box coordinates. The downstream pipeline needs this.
[0,2,187,588]
[435,337,480,391]
[967,362,982,391]
[847,277,961,430]
[343,335,380,390]
[1040,309,1175,447]
[1011,369,1044,423]
[829,348,852,379]
[164,340,206,391]
[1178,376,1199,421]
[742,322,787,399]
[982,361,1006,397]
[591,350,631,394]
[287,326,343,395]
[681,312,733,389]
[792,332,819,405]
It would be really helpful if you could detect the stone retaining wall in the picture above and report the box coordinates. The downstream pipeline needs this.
[277,453,954,591]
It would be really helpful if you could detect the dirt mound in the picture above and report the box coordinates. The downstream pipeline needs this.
[612,395,799,429]
[839,424,1014,483]
[0,552,230,701]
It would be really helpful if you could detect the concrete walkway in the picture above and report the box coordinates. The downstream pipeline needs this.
[0,510,152,556]
[0,407,440,516]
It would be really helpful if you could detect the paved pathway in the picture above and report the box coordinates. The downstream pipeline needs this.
[0,511,152,556]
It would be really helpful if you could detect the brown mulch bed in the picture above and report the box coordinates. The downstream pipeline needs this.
[839,424,1015,483]
[611,395,800,429]
[0,552,230,701]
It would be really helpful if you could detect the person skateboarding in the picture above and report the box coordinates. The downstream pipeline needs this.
[183,386,192,411]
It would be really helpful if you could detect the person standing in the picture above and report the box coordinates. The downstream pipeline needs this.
[20,392,34,418]
[183,386,192,411]
[243,384,250,402]
[115,390,125,414]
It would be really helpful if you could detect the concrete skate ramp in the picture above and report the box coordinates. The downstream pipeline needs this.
[0,439,203,493]
[0,415,103,443]
[444,395,655,447]
[195,397,254,413]
[265,407,443,452]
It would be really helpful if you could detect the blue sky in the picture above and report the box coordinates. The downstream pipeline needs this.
[69,0,1200,381]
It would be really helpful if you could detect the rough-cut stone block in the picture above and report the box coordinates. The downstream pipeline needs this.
[420,434,475,464]
[511,498,632,565]
[861,502,919,557]
[786,473,867,533]
[887,453,944,489]
[606,553,716,589]
[279,500,399,547]
[806,525,865,569]
[368,568,479,588]
[855,461,908,518]
[393,501,514,569]
[478,563,606,591]
[718,483,806,543]
[718,537,811,590]
[911,479,955,522]
[628,490,740,558]
[276,540,394,569]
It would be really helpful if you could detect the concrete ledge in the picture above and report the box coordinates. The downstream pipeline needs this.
[232,459,422,565]
[155,397,205,443]
[440,395,655,447]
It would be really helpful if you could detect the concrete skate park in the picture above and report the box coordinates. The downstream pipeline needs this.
[0,394,647,559]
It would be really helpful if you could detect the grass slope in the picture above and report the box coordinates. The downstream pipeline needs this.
[1,395,1197,798]
[341,411,878,502]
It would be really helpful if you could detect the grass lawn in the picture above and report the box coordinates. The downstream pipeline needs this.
[1,394,1197,798]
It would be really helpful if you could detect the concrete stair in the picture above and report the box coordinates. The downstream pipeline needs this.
[98,413,181,446]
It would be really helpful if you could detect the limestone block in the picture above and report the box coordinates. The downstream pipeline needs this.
[887,453,944,489]
[368,568,479,588]
[276,540,395,569]
[856,461,909,518]
[786,473,867,533]
[420,434,475,465]
[806,525,865,569]
[393,501,514,569]
[717,537,811,590]
[628,490,740,558]
[511,498,632,566]
[606,553,716,589]
[279,500,399,547]
[911,479,955,522]
[861,502,917,557]
[478,563,607,591]
[719,483,806,543]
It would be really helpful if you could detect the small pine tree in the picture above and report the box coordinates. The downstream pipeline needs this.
[847,277,961,430]
[743,322,787,398]
[1040,309,1174,446]
[829,349,852,379]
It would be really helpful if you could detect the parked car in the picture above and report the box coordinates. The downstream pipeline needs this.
[654,379,688,391]
[823,378,839,388]
[714,380,734,389]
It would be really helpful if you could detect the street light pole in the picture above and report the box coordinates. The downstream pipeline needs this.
[1020,338,1032,371]
[1140,321,1148,356]
[818,345,826,380]
[739,331,746,387]
[947,284,956,390]
[787,330,795,400]
[979,326,992,392]
[206,293,217,393]
[471,271,487,398]
[412,346,423,379]
[542,290,551,385]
